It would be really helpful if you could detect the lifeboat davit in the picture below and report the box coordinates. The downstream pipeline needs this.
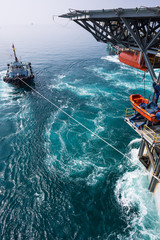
[130,94,160,122]
[119,51,160,71]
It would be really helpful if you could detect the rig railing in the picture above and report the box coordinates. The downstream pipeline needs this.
[125,108,135,117]
[143,125,160,144]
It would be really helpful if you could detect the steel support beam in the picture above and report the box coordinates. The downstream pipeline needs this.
[121,17,157,85]
[75,20,117,45]
[89,19,128,47]
[81,20,116,44]
[75,20,99,41]
[145,29,160,51]
[145,141,155,170]
[138,139,145,158]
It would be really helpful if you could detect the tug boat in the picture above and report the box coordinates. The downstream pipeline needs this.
[3,44,34,85]
[130,94,160,122]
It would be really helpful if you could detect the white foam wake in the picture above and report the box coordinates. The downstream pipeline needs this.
[49,74,97,97]
[128,138,141,146]
[101,55,120,64]
[115,143,160,239]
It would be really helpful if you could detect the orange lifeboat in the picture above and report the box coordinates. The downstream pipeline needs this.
[119,51,147,71]
[119,51,160,71]
[130,94,160,122]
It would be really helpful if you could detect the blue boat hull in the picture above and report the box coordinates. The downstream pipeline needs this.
[3,75,34,86]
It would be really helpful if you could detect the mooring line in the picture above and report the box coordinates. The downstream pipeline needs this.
[17,77,160,183]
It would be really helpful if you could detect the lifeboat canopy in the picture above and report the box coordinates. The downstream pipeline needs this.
[119,51,160,71]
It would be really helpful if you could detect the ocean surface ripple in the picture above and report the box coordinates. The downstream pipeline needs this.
[0,25,160,240]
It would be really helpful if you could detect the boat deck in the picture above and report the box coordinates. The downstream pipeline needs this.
[125,109,160,147]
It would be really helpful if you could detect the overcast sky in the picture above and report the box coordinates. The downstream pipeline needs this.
[1,0,160,25]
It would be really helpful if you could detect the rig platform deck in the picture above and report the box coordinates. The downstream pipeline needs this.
[125,113,160,147]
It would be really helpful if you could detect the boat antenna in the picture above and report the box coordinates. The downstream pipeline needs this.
[12,44,18,62]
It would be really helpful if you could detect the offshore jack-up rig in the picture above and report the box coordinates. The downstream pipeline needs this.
[60,7,160,212]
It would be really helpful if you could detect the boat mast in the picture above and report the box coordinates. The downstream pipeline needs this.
[12,44,18,62]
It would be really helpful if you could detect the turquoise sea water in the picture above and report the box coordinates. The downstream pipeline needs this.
[0,24,160,239]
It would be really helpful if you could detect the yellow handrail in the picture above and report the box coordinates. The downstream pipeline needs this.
[125,108,135,116]
[143,125,160,143]
[125,107,160,144]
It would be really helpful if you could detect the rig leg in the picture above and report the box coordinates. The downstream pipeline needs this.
[148,158,160,192]
[145,141,155,170]
[138,139,150,168]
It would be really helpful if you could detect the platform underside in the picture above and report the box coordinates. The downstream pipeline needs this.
[60,7,160,83]
[60,7,160,54]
